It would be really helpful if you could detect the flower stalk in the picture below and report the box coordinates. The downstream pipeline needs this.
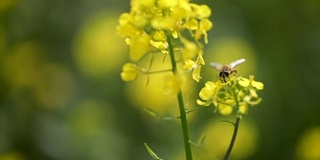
[223,117,240,160]
[167,35,193,160]
[197,72,264,159]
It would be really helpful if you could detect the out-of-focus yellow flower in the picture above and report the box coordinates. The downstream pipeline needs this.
[183,53,205,82]
[120,63,141,81]
[185,18,199,31]
[190,4,211,19]
[131,0,155,9]
[197,75,264,116]
[118,0,214,41]
[218,102,234,115]
[181,39,198,60]
[73,11,126,77]
[194,18,213,44]
[192,64,202,82]
[191,54,205,82]
[128,34,151,62]
[158,0,178,9]
[0,151,25,160]
[151,17,176,30]
[199,119,258,159]
[150,31,168,53]
[183,59,195,70]
[0,0,19,12]
[238,104,249,116]
[295,127,320,160]
[117,0,213,82]
[117,13,142,38]
[162,74,182,95]
[152,30,166,41]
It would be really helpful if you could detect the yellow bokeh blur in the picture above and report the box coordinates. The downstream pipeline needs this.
[0,151,25,160]
[3,42,44,89]
[295,127,320,160]
[0,24,4,50]
[200,118,258,159]
[33,63,74,109]
[204,38,258,80]
[70,100,116,136]
[0,0,19,12]
[2,42,74,110]
[125,54,197,117]
[73,10,126,77]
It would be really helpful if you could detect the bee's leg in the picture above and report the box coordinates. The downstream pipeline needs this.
[219,72,228,83]
[231,70,237,76]
[219,72,224,82]
[220,77,226,83]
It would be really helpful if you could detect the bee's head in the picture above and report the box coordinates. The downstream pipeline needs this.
[219,71,229,77]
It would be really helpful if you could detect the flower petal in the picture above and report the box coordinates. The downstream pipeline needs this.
[252,81,264,90]
[239,77,250,87]
[129,35,151,61]
[199,86,213,100]
[218,103,233,115]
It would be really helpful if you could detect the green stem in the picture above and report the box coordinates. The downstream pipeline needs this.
[167,35,193,160]
[223,117,240,160]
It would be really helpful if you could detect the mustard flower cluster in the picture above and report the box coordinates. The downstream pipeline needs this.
[197,75,264,116]
[117,0,213,82]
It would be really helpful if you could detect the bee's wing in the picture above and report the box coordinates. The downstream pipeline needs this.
[210,62,223,71]
[229,58,245,68]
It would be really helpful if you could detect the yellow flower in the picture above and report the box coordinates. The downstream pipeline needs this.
[194,18,213,44]
[192,54,205,82]
[197,81,221,106]
[192,64,202,82]
[117,14,142,38]
[239,75,264,90]
[183,53,205,82]
[190,4,211,19]
[158,0,179,9]
[128,34,151,61]
[218,101,234,115]
[199,82,214,101]
[118,0,213,83]
[181,39,198,60]
[244,95,262,106]
[151,17,177,30]
[162,74,182,95]
[150,31,168,53]
[131,0,155,9]
[183,59,195,70]
[197,75,264,116]
[152,30,167,41]
[118,0,213,42]
[238,104,249,115]
[238,77,250,87]
[185,18,199,30]
[120,63,141,81]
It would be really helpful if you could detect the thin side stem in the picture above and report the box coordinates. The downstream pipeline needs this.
[167,35,193,160]
[145,69,172,74]
[223,117,240,160]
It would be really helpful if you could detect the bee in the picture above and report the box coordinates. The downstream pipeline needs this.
[210,58,245,83]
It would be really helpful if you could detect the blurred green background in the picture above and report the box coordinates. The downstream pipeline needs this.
[0,0,319,160]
